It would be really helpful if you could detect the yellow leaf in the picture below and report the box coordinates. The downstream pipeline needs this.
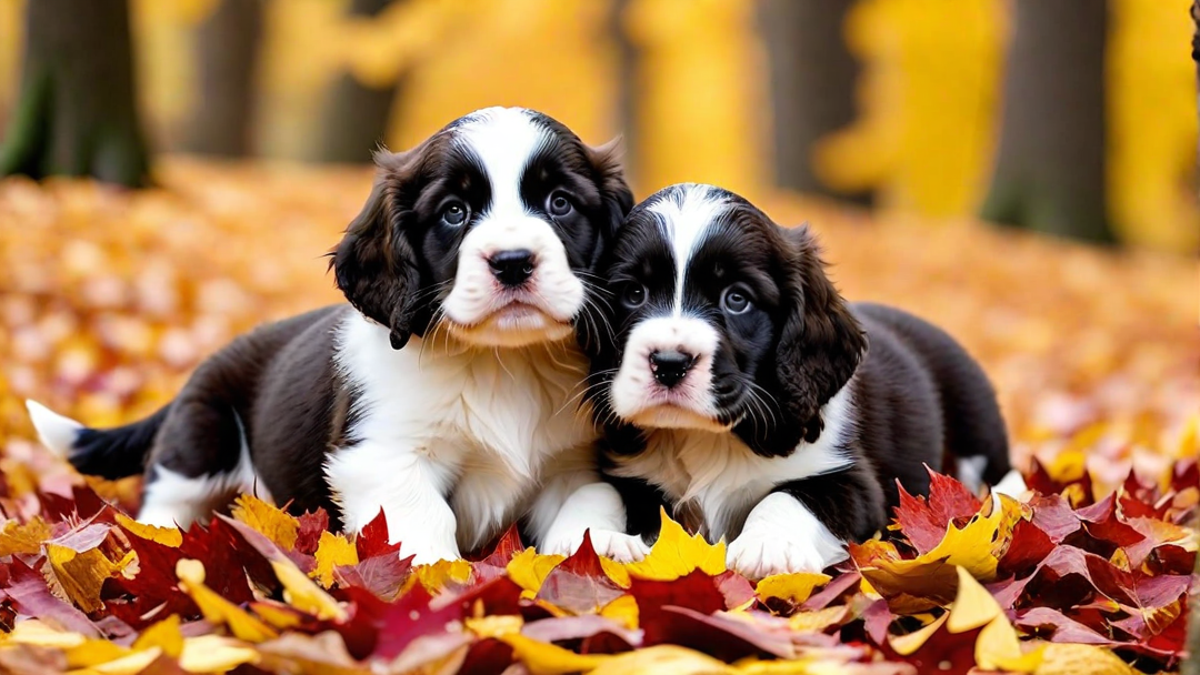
[599,555,631,588]
[179,635,260,673]
[588,645,733,675]
[47,543,126,613]
[1034,643,1137,675]
[922,497,1007,581]
[507,548,565,598]
[87,646,164,675]
[0,517,51,556]
[270,559,348,622]
[465,615,523,638]
[413,558,473,593]
[230,494,298,551]
[250,601,306,630]
[598,594,639,630]
[64,639,127,668]
[977,614,1044,673]
[623,509,726,581]
[4,619,88,649]
[946,565,1001,633]
[888,613,947,656]
[311,531,358,588]
[176,559,278,642]
[501,632,610,675]
[755,572,831,606]
[114,512,182,547]
[132,614,184,658]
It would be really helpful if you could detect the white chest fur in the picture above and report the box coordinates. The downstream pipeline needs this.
[609,385,856,542]
[324,313,595,557]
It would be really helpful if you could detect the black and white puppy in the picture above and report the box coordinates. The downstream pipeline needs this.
[26,107,634,564]
[579,183,1020,578]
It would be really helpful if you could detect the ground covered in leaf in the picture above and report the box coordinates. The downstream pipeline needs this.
[0,161,1196,674]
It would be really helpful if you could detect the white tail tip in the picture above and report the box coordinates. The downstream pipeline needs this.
[991,469,1029,499]
[25,400,83,457]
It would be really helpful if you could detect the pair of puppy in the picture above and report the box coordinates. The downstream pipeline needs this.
[27,107,1016,578]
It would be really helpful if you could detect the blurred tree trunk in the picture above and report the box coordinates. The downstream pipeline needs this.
[610,0,641,184]
[185,0,264,157]
[981,0,1113,243]
[317,0,407,163]
[0,0,150,187]
[758,0,868,204]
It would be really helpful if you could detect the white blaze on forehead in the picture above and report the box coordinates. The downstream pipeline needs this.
[647,184,729,315]
[456,107,551,218]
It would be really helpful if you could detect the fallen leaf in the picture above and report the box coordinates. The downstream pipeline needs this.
[312,530,358,588]
[230,494,299,551]
[755,572,831,606]
[0,517,52,556]
[175,559,277,642]
[624,509,726,581]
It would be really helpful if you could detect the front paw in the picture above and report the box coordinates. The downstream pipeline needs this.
[726,529,844,579]
[540,529,650,563]
[589,529,652,563]
[396,540,461,566]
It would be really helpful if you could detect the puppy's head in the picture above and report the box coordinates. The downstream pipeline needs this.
[332,107,633,349]
[592,184,866,456]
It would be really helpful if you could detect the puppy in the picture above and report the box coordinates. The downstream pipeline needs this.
[26,107,634,564]
[579,183,1017,578]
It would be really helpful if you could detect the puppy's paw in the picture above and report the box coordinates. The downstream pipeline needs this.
[540,529,650,562]
[725,492,849,580]
[589,529,652,563]
[726,529,838,579]
[397,540,461,567]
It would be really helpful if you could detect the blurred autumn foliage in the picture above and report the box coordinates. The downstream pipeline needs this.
[0,0,1196,250]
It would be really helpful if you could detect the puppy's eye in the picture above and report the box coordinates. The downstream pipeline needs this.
[721,286,752,314]
[547,192,574,217]
[621,283,647,309]
[441,201,468,227]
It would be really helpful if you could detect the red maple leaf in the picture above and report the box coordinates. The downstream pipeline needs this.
[892,467,982,554]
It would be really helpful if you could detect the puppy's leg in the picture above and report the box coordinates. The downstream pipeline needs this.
[138,398,259,529]
[325,442,461,565]
[727,466,884,578]
[528,445,652,562]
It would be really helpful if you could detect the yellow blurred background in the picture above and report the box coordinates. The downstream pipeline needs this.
[0,0,1196,251]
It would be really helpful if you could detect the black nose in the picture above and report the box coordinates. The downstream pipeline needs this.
[489,249,535,287]
[649,350,695,388]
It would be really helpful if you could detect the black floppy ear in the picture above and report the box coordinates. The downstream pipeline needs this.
[331,150,425,350]
[773,224,866,446]
[585,137,635,267]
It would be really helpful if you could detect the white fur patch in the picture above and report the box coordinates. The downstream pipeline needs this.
[25,399,81,457]
[991,469,1029,499]
[609,316,723,429]
[326,311,595,563]
[441,107,584,347]
[139,413,272,529]
[957,455,989,496]
[726,492,848,578]
[646,184,729,315]
[609,383,856,541]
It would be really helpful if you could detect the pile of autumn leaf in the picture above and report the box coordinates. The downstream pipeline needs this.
[0,162,1197,674]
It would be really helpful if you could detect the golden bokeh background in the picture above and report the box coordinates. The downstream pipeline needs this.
[0,0,1196,250]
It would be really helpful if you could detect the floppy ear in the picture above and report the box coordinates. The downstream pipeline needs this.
[773,224,866,447]
[331,150,426,350]
[585,137,635,268]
